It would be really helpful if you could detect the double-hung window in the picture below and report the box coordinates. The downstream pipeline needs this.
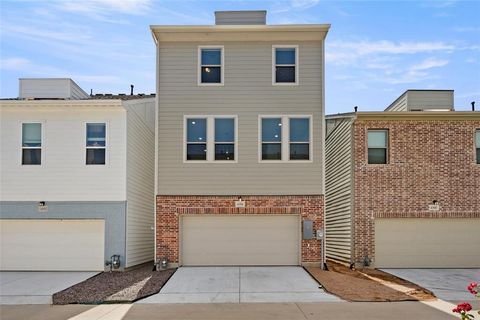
[367,130,388,164]
[260,116,312,162]
[198,46,223,85]
[22,123,42,165]
[86,123,106,165]
[476,130,480,164]
[185,116,236,162]
[273,45,298,85]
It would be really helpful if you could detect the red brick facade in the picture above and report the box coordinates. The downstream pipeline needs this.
[353,119,480,265]
[156,195,324,266]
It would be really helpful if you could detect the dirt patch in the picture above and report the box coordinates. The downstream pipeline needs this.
[305,261,435,302]
[53,266,176,305]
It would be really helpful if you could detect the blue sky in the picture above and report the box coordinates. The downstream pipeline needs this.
[1,0,479,113]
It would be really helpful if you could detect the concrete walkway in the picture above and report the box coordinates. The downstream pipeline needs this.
[0,302,457,320]
[382,268,480,302]
[0,272,98,304]
[139,267,341,303]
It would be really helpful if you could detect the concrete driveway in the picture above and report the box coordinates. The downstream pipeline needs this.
[382,269,480,302]
[0,272,98,304]
[139,266,341,303]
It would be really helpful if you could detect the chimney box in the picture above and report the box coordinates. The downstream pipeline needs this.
[215,10,267,25]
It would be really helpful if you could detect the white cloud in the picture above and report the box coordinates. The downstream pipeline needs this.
[421,0,458,8]
[291,0,320,9]
[0,57,65,75]
[410,58,449,71]
[56,0,152,15]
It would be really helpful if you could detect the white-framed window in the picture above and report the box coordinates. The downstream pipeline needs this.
[198,46,224,86]
[86,123,106,165]
[476,130,480,164]
[259,115,312,162]
[367,130,388,164]
[22,122,42,165]
[184,115,237,162]
[272,45,299,85]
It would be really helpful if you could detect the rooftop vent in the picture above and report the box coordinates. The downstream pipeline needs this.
[19,78,89,100]
[215,10,266,25]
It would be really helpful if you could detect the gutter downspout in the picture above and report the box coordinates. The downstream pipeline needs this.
[321,37,326,270]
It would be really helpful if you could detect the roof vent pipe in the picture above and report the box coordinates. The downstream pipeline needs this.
[130,84,134,95]
[354,106,358,112]
[472,101,475,111]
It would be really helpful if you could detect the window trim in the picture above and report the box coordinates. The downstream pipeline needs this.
[367,129,389,165]
[85,122,108,166]
[272,45,299,86]
[258,115,313,163]
[183,115,238,163]
[21,121,44,166]
[475,130,480,164]
[197,45,225,86]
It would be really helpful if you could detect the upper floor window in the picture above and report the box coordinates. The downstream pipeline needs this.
[273,45,298,85]
[198,46,224,85]
[86,123,106,165]
[367,130,388,164]
[476,130,480,164]
[22,123,42,165]
[185,116,236,162]
[260,115,312,162]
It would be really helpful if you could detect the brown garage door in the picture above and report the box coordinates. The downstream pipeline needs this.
[375,218,480,268]
[180,215,300,266]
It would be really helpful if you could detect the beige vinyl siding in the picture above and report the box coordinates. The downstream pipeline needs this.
[215,11,266,25]
[157,41,324,195]
[406,90,453,111]
[125,99,155,267]
[325,117,354,263]
[385,92,408,111]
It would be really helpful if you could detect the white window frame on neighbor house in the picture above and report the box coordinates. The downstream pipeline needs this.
[258,115,313,163]
[183,115,238,163]
[198,46,225,86]
[85,122,108,166]
[21,121,44,166]
[476,130,480,164]
[367,129,389,165]
[272,45,299,86]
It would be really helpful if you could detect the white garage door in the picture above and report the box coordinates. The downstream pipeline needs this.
[0,219,105,271]
[375,218,480,268]
[181,215,300,266]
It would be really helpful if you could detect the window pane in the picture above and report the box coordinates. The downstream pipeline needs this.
[368,131,387,148]
[22,123,41,147]
[290,143,309,160]
[290,118,309,142]
[262,143,281,160]
[215,144,234,161]
[87,123,106,147]
[215,118,234,142]
[86,149,105,165]
[201,67,221,83]
[368,148,386,164]
[477,148,480,164]
[276,48,295,65]
[187,144,207,160]
[22,149,41,165]
[276,66,295,83]
[262,118,282,142]
[476,131,480,147]
[201,49,221,65]
[187,118,206,142]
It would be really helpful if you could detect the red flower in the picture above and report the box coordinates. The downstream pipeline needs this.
[467,282,478,295]
[452,302,472,313]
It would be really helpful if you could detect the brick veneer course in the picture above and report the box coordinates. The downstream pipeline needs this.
[156,195,324,266]
[353,120,480,266]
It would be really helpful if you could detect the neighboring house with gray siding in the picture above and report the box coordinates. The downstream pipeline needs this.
[325,90,480,268]
[151,11,330,268]
[0,78,155,271]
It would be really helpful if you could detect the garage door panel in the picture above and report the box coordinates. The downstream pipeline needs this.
[375,218,480,268]
[181,215,300,266]
[0,220,105,271]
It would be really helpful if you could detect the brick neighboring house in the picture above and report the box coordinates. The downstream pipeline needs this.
[151,11,330,267]
[325,90,480,268]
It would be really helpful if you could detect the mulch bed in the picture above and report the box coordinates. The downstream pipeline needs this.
[53,265,176,305]
[305,261,436,302]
